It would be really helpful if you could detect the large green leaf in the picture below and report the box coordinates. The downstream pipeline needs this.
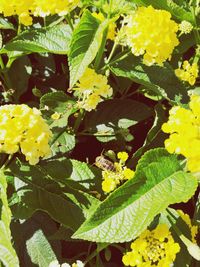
[9,159,100,230]
[26,230,57,267]
[0,171,19,267]
[68,10,108,87]
[1,24,71,54]
[73,148,198,243]
[85,99,152,142]
[110,53,189,103]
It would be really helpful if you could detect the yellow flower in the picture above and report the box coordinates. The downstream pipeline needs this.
[123,5,179,65]
[117,151,128,162]
[175,60,199,85]
[100,152,134,193]
[123,168,135,180]
[122,224,180,267]
[92,12,116,40]
[102,174,118,193]
[0,0,79,25]
[51,112,61,120]
[73,68,112,111]
[0,104,52,165]
[162,95,200,172]
[179,20,193,35]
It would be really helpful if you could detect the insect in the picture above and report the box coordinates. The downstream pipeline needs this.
[95,155,116,172]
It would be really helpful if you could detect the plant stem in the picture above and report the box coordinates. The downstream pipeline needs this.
[106,41,118,65]
[74,109,84,133]
[84,243,108,265]
[66,13,74,31]
[94,28,108,71]
[1,155,14,170]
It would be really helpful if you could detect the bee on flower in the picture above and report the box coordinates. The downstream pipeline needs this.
[95,151,135,193]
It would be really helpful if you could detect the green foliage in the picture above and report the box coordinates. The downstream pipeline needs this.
[110,53,189,103]
[1,24,72,54]
[73,149,198,242]
[68,10,108,87]
[26,229,57,267]
[0,170,19,267]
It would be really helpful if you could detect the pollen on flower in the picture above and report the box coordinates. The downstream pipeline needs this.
[92,12,116,40]
[73,68,112,112]
[122,224,180,267]
[0,0,80,25]
[175,60,199,85]
[162,95,200,172]
[123,5,179,66]
[0,104,52,165]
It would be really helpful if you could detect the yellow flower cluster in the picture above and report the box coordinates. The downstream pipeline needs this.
[122,224,180,267]
[162,95,200,172]
[101,152,134,193]
[0,0,79,26]
[177,210,198,243]
[73,68,112,112]
[92,12,116,40]
[179,21,193,35]
[175,60,199,85]
[124,5,179,66]
[0,104,52,165]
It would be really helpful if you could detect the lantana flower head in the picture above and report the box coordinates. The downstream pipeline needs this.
[100,151,134,193]
[122,224,180,267]
[175,60,199,86]
[73,68,112,111]
[162,95,200,172]
[123,5,179,66]
[0,104,52,165]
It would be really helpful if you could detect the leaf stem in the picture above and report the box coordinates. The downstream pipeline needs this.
[1,154,14,170]
[66,13,74,31]
[94,27,108,71]
[73,109,84,133]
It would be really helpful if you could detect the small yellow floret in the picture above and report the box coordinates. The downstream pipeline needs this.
[117,151,128,162]
[175,60,199,85]
[51,112,61,120]
[123,168,134,180]
[122,224,180,267]
[0,104,52,165]
[123,5,179,65]
[73,68,112,111]
[179,21,193,35]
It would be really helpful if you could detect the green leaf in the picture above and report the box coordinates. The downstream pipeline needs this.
[51,132,75,155]
[7,56,32,100]
[1,24,72,54]
[134,0,193,22]
[26,229,57,267]
[72,148,198,243]
[40,91,77,127]
[69,10,108,87]
[0,170,19,267]
[85,99,152,142]
[9,159,100,230]
[0,17,15,30]
[110,54,189,103]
